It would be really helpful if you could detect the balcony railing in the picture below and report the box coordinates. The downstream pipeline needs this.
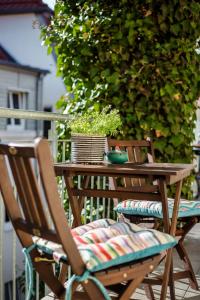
[0,107,113,300]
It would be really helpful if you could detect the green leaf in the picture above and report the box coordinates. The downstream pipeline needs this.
[169,135,184,147]
[41,0,200,198]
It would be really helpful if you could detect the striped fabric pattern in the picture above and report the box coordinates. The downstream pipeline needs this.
[115,199,200,218]
[71,218,116,236]
[33,219,176,272]
[72,221,141,249]
[76,223,176,271]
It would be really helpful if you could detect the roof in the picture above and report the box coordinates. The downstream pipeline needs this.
[0,44,49,74]
[0,45,16,62]
[0,0,52,15]
[0,59,49,74]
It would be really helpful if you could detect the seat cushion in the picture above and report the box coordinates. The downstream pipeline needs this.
[115,199,200,219]
[33,219,176,272]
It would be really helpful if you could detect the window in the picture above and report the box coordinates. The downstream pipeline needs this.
[7,91,28,130]
[43,106,52,138]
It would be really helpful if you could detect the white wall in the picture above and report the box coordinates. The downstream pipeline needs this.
[0,13,66,110]
[0,66,37,132]
[3,225,24,283]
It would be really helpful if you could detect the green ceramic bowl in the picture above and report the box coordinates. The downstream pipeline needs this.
[106,151,128,164]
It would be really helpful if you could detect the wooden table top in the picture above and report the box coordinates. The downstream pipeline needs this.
[55,162,194,182]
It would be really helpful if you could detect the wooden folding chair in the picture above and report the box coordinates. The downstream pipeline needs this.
[0,138,176,300]
[107,138,156,224]
[108,138,200,299]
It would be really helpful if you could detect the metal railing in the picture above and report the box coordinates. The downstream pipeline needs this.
[0,107,113,300]
[0,107,69,121]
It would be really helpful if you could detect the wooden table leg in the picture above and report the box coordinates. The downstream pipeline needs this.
[79,175,90,214]
[64,175,82,227]
[169,180,183,299]
[170,180,182,236]
[64,175,90,227]
[159,179,171,299]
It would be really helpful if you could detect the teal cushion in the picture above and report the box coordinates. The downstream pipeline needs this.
[33,219,176,272]
[115,199,200,218]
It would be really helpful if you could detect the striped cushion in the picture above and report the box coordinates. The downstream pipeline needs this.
[33,219,176,272]
[115,199,200,218]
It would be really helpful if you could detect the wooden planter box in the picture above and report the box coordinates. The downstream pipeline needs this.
[71,134,106,163]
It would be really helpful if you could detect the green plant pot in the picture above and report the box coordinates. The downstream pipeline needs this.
[106,151,128,164]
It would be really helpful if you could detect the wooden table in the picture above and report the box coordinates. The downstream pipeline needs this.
[55,162,194,300]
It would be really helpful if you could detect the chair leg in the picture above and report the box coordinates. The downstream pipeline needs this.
[59,263,68,284]
[153,219,160,230]
[82,280,108,300]
[144,284,155,300]
[160,249,173,300]
[35,262,65,298]
[179,217,199,242]
[169,259,176,300]
[119,276,145,300]
[176,241,199,290]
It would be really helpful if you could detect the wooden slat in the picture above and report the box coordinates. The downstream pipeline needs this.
[16,157,42,226]
[14,219,60,243]
[107,139,151,147]
[55,163,194,176]
[0,155,33,247]
[0,143,35,157]
[126,146,137,186]
[9,156,34,223]
[24,158,50,228]
[96,254,162,286]
[134,146,146,185]
[71,188,161,201]
[114,185,159,193]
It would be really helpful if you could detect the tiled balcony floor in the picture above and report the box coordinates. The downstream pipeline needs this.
[134,223,200,300]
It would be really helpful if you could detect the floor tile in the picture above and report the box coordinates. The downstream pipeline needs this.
[183,292,200,299]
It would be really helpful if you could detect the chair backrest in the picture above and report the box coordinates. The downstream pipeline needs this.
[0,138,84,275]
[107,138,155,163]
[107,138,156,190]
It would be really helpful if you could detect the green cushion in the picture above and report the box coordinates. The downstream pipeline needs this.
[33,219,176,272]
[115,199,200,218]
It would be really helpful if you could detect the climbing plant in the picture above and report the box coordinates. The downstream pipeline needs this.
[42,0,200,197]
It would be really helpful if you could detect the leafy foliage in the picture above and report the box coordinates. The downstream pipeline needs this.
[42,0,200,197]
[68,106,122,136]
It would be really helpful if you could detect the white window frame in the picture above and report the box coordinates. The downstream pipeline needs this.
[7,90,28,130]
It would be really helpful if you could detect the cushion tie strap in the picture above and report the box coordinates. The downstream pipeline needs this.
[65,270,111,300]
[22,244,37,300]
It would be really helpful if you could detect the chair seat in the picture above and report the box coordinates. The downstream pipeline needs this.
[33,219,176,272]
[115,199,200,219]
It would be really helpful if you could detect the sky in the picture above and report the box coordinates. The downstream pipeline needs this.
[43,0,56,10]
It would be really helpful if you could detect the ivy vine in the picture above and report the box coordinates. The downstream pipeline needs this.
[42,0,200,197]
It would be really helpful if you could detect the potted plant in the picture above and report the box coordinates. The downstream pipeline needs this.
[68,106,122,163]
